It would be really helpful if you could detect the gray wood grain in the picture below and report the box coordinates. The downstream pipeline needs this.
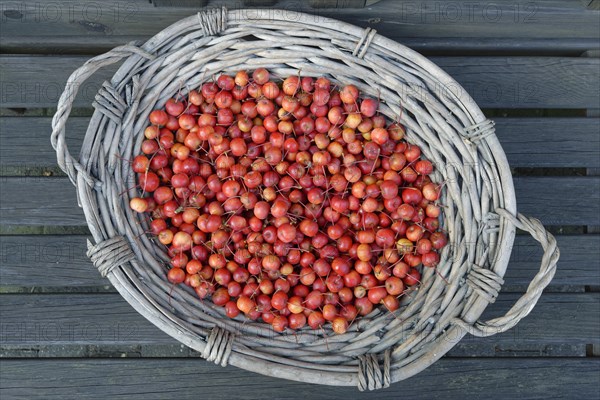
[506,235,600,288]
[3,36,598,56]
[3,341,585,358]
[1,176,598,226]
[1,55,598,108]
[512,176,600,226]
[0,117,86,171]
[1,0,598,50]
[151,0,209,7]
[494,118,600,168]
[2,117,598,169]
[0,294,174,346]
[0,235,106,288]
[1,235,597,289]
[0,178,85,226]
[1,358,598,399]
[432,57,600,109]
[584,0,600,10]
[1,293,597,349]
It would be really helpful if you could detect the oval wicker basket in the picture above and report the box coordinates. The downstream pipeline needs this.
[51,8,559,391]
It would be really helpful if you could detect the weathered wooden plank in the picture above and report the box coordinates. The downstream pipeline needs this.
[431,57,600,109]
[4,341,583,358]
[0,177,85,226]
[2,176,598,226]
[584,0,600,10]
[470,292,600,346]
[1,293,597,349]
[399,38,600,56]
[506,234,600,288]
[447,342,588,357]
[1,55,599,108]
[2,36,598,56]
[150,0,278,7]
[0,56,116,109]
[0,117,86,172]
[512,176,600,226]
[151,0,209,7]
[1,235,597,289]
[0,235,107,288]
[1,358,598,399]
[494,117,600,168]
[0,294,174,346]
[0,341,196,358]
[2,117,598,170]
[1,0,598,48]
[308,0,380,8]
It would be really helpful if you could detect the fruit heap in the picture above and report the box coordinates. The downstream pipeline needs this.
[129,69,448,334]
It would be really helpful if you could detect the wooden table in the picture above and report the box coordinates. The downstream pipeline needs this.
[1,1,599,398]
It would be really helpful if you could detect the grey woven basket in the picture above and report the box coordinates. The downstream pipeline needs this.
[51,8,559,391]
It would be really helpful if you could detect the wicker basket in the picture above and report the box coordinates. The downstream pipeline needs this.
[51,8,559,391]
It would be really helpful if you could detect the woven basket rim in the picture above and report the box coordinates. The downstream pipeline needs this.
[50,7,561,391]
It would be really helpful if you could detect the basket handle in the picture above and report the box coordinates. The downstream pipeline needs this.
[454,208,560,337]
[50,45,155,187]
[50,7,228,187]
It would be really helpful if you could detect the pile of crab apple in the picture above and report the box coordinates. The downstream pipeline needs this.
[129,68,448,334]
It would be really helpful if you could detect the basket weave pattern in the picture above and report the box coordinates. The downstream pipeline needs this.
[51,8,559,390]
